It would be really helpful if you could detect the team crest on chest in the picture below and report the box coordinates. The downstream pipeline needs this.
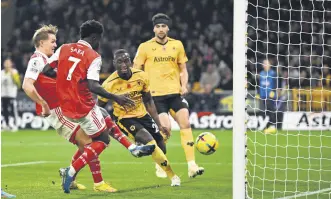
[116,87,122,92]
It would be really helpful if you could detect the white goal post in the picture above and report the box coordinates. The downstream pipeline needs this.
[233,0,247,198]
[233,0,331,199]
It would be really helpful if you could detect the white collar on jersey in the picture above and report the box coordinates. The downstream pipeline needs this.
[35,50,48,59]
[78,40,92,49]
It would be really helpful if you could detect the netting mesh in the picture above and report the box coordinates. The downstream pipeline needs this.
[245,0,331,198]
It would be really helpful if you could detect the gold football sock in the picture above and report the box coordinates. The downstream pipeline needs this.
[180,128,195,163]
[147,140,175,178]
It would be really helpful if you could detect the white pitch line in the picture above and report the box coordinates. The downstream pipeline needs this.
[1,161,226,168]
[1,161,59,168]
[102,162,226,165]
[277,188,331,199]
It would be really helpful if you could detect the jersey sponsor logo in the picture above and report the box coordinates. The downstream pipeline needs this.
[127,91,140,98]
[153,56,175,62]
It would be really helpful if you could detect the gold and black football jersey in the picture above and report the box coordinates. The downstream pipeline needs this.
[134,37,188,96]
[98,68,149,119]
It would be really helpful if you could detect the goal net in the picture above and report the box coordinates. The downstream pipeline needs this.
[245,0,331,198]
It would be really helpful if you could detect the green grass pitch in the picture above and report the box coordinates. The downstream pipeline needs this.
[246,130,331,199]
[1,129,232,199]
[3,129,330,199]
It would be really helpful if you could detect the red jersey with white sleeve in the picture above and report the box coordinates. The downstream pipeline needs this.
[49,40,102,119]
[24,51,59,115]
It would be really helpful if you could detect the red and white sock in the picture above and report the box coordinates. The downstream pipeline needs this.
[105,116,135,150]
[71,149,83,181]
[69,141,107,177]
[88,158,103,183]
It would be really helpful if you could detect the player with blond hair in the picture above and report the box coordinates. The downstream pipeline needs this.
[23,23,155,194]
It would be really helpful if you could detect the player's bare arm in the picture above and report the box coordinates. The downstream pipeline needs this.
[179,62,189,96]
[142,91,170,137]
[22,78,50,116]
[41,63,57,77]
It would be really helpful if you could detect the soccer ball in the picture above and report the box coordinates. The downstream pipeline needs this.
[195,132,219,155]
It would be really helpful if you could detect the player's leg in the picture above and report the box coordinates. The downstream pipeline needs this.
[171,96,204,178]
[68,129,92,190]
[119,116,180,186]
[152,98,172,177]
[61,106,114,193]
[1,97,10,130]
[153,97,172,140]
[98,107,155,157]
[264,99,277,134]
[47,107,89,190]
[8,98,18,131]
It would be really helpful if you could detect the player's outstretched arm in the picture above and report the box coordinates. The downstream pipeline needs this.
[142,91,170,137]
[22,78,50,116]
[88,79,135,107]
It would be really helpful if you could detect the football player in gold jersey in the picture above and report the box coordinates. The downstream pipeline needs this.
[98,49,181,186]
[133,13,204,178]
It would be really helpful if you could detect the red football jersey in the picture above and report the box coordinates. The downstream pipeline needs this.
[50,40,102,119]
[25,51,59,115]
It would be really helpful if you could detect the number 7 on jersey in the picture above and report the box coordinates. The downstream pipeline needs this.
[67,56,81,80]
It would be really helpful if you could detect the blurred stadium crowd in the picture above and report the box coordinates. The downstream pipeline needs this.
[247,0,331,89]
[1,0,330,113]
[1,0,233,94]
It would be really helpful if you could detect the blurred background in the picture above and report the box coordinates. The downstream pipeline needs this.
[1,0,330,131]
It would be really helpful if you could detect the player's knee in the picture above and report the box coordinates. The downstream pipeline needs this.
[159,113,171,130]
[154,132,166,154]
[92,131,110,145]
[135,129,154,145]
[179,121,191,129]
[177,115,190,129]
[176,109,191,129]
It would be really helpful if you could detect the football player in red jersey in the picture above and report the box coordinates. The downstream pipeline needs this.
[23,24,155,194]
[46,20,150,194]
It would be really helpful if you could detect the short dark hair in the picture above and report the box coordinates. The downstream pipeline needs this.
[152,13,170,22]
[113,49,129,58]
[80,20,104,39]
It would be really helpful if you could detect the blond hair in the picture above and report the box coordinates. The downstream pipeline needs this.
[32,24,58,47]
